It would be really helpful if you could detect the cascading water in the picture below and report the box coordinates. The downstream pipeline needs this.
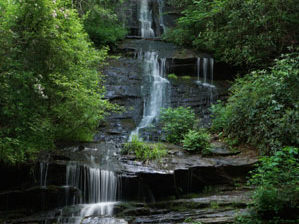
[196,57,215,88]
[158,0,166,34]
[203,58,208,84]
[197,57,201,81]
[129,52,170,140]
[56,163,118,224]
[40,162,49,188]
[196,57,216,105]
[139,0,155,38]
[210,58,214,86]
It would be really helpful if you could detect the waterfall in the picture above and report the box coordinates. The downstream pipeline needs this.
[203,58,208,84]
[129,52,169,140]
[66,164,117,204]
[40,162,49,188]
[139,0,155,38]
[63,163,118,223]
[210,58,214,85]
[158,0,166,34]
[197,58,201,82]
[196,57,215,89]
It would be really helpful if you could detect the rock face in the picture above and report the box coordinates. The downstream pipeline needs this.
[95,57,144,142]
[98,39,230,142]
[0,142,258,215]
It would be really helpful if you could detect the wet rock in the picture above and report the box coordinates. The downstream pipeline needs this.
[82,217,128,224]
[0,186,79,212]
[209,142,241,156]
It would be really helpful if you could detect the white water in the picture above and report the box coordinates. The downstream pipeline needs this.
[62,163,118,223]
[40,162,49,188]
[210,58,214,86]
[139,0,155,38]
[158,0,166,34]
[203,58,208,83]
[129,52,169,140]
[197,57,201,81]
[196,57,215,88]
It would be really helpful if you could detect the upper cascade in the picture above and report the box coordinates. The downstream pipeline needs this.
[139,0,165,38]
[139,0,155,38]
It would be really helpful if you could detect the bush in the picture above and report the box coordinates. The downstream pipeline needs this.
[122,135,167,161]
[211,53,299,154]
[182,130,210,153]
[210,101,232,134]
[235,147,299,223]
[160,107,197,144]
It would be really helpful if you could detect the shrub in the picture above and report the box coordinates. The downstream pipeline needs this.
[182,130,210,153]
[122,135,167,161]
[250,147,298,219]
[211,53,299,154]
[210,101,232,134]
[160,107,197,144]
[236,147,299,223]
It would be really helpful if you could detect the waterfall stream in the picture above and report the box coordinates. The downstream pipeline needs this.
[129,0,170,140]
[57,163,119,224]
[40,162,49,188]
[129,52,170,140]
[196,57,215,88]
[38,1,218,223]
[139,0,155,38]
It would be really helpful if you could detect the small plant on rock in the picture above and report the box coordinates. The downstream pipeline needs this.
[182,129,211,153]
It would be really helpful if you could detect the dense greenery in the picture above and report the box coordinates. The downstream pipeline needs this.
[211,53,299,154]
[122,135,167,161]
[235,147,299,223]
[0,0,117,164]
[165,0,298,68]
[72,0,127,48]
[182,129,210,153]
[160,107,197,144]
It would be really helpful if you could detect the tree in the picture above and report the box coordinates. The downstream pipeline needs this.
[165,0,298,68]
[0,0,116,164]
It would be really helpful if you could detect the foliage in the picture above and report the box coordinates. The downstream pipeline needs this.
[0,0,117,164]
[167,73,178,80]
[211,53,299,154]
[70,0,127,48]
[122,135,167,161]
[235,147,299,223]
[82,0,127,48]
[165,0,298,68]
[160,107,197,144]
[182,129,210,153]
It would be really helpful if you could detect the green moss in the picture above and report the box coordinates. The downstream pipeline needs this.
[122,135,167,161]
[167,73,178,80]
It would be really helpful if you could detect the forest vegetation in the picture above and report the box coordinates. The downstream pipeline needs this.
[0,0,298,223]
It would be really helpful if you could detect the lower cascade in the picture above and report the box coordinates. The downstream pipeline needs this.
[61,163,119,223]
